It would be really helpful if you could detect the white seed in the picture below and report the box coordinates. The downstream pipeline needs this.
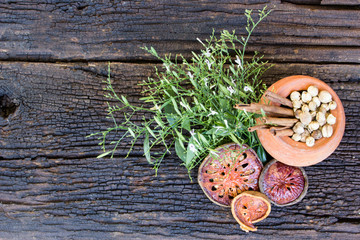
[310,111,317,119]
[294,109,302,119]
[302,91,312,103]
[307,86,319,97]
[301,104,309,112]
[293,122,305,134]
[292,100,302,109]
[311,130,322,140]
[300,130,310,142]
[300,111,312,126]
[292,133,302,142]
[321,103,330,111]
[322,124,333,138]
[327,114,336,125]
[318,105,327,114]
[301,104,310,112]
[328,101,337,110]
[308,121,320,132]
[318,119,327,127]
[290,91,301,101]
[306,136,315,147]
[308,101,317,111]
[312,97,321,107]
[316,112,326,123]
[319,90,332,103]
[317,118,326,127]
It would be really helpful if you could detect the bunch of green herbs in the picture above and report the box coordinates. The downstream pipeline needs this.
[90,7,272,177]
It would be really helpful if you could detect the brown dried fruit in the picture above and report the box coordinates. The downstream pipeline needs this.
[198,143,263,207]
[231,191,271,232]
[259,159,308,206]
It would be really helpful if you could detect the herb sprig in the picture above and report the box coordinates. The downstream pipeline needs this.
[89,7,272,177]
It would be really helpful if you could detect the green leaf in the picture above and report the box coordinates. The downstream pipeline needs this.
[154,115,165,128]
[164,89,171,97]
[218,84,229,95]
[175,138,186,162]
[149,46,159,57]
[165,113,178,127]
[229,65,237,75]
[189,79,198,89]
[162,76,170,84]
[219,99,228,109]
[185,138,196,168]
[222,76,233,86]
[144,132,152,163]
[192,51,201,61]
[181,117,191,131]
[171,97,182,116]
[237,90,248,98]
[163,101,176,114]
[128,128,136,138]
[256,145,267,163]
[171,85,178,94]
[198,133,209,146]
[97,151,112,158]
[175,129,186,142]
[172,71,179,79]
[205,126,228,136]
[229,133,240,145]
[199,103,207,111]
[193,96,199,105]
[146,126,156,138]
[121,95,129,105]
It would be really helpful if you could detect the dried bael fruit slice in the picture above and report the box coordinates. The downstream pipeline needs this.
[259,159,308,206]
[198,143,263,207]
[231,191,271,232]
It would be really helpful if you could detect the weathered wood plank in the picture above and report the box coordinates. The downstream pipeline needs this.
[283,0,321,4]
[0,0,359,62]
[322,0,360,5]
[283,0,360,5]
[0,62,359,239]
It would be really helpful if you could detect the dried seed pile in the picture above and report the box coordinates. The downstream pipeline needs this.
[290,86,337,147]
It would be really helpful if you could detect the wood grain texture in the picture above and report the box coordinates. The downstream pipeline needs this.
[0,0,359,239]
[321,0,360,5]
[0,62,359,239]
[0,0,359,63]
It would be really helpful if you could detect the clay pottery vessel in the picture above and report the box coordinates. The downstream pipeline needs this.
[256,75,345,167]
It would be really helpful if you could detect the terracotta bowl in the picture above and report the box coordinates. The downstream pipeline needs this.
[256,75,345,167]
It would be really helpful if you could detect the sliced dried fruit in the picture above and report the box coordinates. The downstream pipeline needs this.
[231,191,271,232]
[198,143,263,207]
[259,159,308,206]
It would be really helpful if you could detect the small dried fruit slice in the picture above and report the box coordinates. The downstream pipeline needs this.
[259,159,308,206]
[231,191,271,232]
[198,143,263,207]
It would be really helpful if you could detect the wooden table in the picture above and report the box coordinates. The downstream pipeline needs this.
[0,0,359,239]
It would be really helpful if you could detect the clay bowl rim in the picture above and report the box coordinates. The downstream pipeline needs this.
[256,75,345,167]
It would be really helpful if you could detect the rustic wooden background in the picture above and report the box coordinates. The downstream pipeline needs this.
[0,0,359,239]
